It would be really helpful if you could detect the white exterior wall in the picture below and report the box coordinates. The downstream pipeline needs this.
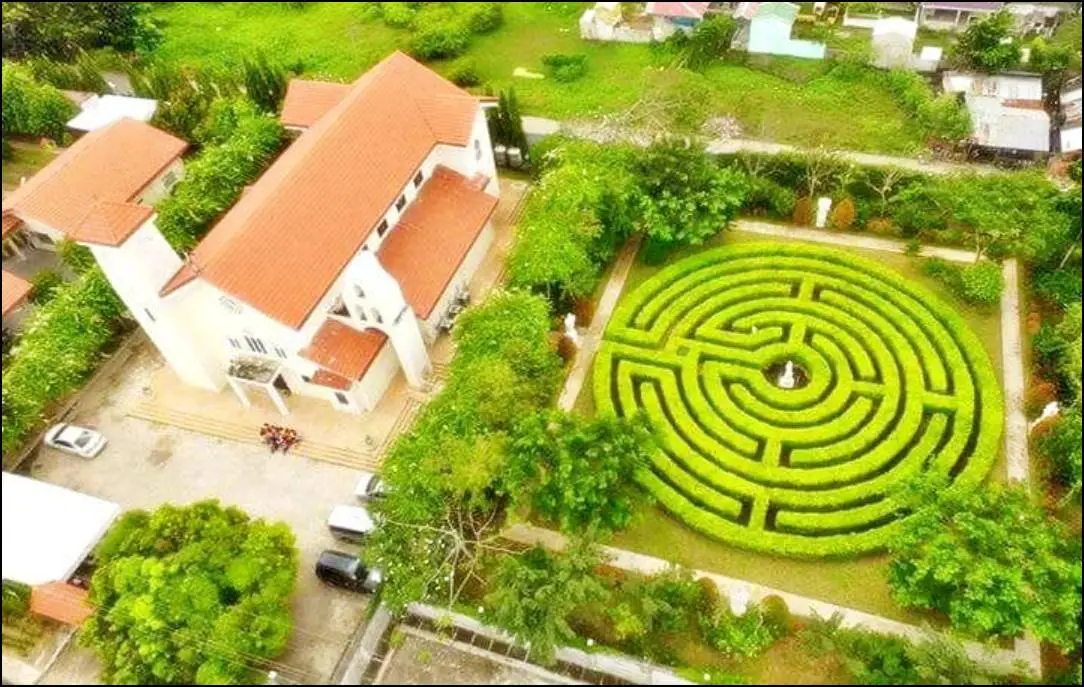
[90,220,225,391]
[135,158,185,206]
[423,220,495,339]
[354,342,400,409]
[748,18,827,59]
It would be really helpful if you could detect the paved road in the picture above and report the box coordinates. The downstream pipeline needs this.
[523,116,1002,176]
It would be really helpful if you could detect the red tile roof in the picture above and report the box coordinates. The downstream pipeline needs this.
[2,269,33,318]
[1,118,186,246]
[70,201,153,246]
[2,213,23,240]
[161,52,481,330]
[280,79,351,129]
[301,320,388,382]
[645,2,711,19]
[29,582,93,626]
[379,166,497,319]
[311,368,353,391]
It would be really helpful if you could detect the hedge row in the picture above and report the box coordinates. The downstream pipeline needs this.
[2,268,126,455]
[155,99,285,252]
[1,62,78,141]
[593,243,1002,558]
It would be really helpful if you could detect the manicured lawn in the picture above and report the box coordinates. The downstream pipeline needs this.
[578,227,1006,621]
[147,2,926,153]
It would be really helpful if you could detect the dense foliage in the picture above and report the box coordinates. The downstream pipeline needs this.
[888,480,1082,651]
[485,543,609,665]
[801,615,992,685]
[671,15,739,71]
[83,501,298,685]
[362,2,503,61]
[2,268,125,455]
[508,411,655,535]
[21,52,109,92]
[367,292,563,611]
[922,259,1004,307]
[1,2,160,59]
[880,69,972,144]
[1,61,78,140]
[953,10,1021,72]
[486,88,527,153]
[635,139,748,262]
[156,98,285,251]
[1036,409,1082,498]
[508,139,641,303]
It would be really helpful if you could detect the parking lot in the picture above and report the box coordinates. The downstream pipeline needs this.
[28,341,371,684]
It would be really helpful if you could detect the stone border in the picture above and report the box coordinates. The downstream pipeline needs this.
[552,223,1040,679]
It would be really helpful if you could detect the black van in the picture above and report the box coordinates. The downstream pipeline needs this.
[315,550,382,593]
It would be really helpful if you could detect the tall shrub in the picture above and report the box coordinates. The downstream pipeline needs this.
[156,102,285,251]
[1,62,78,140]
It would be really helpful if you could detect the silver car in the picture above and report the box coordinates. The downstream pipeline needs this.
[44,424,108,459]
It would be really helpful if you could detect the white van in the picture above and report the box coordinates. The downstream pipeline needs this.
[327,505,376,543]
[354,470,389,502]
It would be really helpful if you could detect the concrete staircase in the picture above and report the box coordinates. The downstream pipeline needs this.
[128,401,382,471]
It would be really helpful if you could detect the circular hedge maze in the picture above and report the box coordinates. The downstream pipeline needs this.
[593,243,1003,558]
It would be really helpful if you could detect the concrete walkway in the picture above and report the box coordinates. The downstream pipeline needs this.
[523,116,1001,177]
[1000,259,1030,484]
[735,219,979,263]
[558,236,641,412]
[505,523,1041,678]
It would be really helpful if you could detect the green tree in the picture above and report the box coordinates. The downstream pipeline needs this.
[954,10,1021,71]
[1037,409,1082,498]
[82,501,298,685]
[508,411,655,535]
[888,480,1082,651]
[1,2,160,59]
[241,53,290,114]
[1,62,78,140]
[367,292,563,611]
[678,15,739,71]
[485,542,609,665]
[635,139,748,260]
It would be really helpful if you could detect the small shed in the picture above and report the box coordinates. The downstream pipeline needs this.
[872,17,918,69]
[745,2,826,60]
[1,473,121,587]
[66,94,158,133]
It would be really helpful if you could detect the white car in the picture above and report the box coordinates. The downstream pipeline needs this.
[327,505,378,543]
[354,470,390,502]
[44,424,108,459]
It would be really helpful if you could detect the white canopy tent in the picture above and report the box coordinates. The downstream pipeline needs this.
[1,473,121,586]
[66,94,158,132]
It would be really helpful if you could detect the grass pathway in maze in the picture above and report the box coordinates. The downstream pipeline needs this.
[594,243,1003,558]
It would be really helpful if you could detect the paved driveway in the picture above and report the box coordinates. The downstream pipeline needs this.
[29,342,370,684]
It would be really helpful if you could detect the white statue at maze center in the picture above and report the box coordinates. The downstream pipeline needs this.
[778,361,797,390]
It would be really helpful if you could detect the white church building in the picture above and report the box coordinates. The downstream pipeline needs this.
[2,53,500,415]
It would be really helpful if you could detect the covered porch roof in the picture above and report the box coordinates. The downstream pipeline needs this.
[302,319,388,383]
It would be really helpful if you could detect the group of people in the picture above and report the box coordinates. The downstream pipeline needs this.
[260,424,301,454]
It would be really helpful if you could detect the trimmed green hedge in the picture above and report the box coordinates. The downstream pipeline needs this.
[155,99,285,252]
[2,268,126,455]
[593,243,1003,558]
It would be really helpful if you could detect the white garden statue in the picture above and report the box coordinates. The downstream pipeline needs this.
[1029,401,1061,432]
[729,584,752,616]
[563,312,581,348]
[778,361,797,390]
[815,197,833,228]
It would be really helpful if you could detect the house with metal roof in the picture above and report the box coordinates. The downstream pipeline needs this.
[4,53,500,416]
[917,2,1005,32]
[942,71,1052,156]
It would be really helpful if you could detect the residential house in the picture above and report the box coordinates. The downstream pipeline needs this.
[1060,78,1082,156]
[645,2,712,37]
[1006,3,1074,37]
[2,269,32,327]
[943,71,1051,155]
[734,2,827,60]
[918,2,1005,32]
[4,53,500,416]
[66,94,158,133]
[2,118,186,253]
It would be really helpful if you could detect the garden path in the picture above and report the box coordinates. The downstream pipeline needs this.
[558,236,641,412]
[734,219,979,262]
[1000,259,1029,484]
